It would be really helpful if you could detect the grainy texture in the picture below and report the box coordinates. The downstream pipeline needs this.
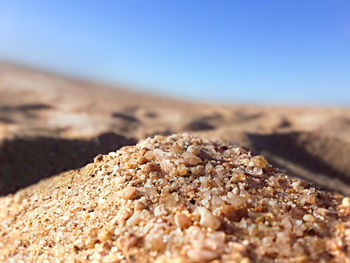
[1,134,350,262]
[2,62,350,195]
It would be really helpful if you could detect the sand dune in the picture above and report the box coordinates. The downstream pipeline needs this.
[0,61,350,195]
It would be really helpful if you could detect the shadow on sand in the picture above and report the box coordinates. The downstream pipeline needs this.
[247,132,350,189]
[0,133,136,195]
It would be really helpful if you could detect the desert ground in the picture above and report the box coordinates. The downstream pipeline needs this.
[1,61,350,195]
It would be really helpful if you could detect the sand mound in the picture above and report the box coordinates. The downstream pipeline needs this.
[2,62,350,195]
[1,134,350,262]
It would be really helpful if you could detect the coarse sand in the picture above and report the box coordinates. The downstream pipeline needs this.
[1,134,350,262]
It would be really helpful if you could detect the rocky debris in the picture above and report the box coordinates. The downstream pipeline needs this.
[1,134,350,262]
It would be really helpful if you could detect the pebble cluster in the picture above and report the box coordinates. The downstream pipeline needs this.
[1,134,350,262]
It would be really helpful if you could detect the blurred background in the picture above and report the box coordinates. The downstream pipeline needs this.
[1,0,349,105]
[0,0,350,195]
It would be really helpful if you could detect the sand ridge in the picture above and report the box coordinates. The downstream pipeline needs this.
[1,134,350,262]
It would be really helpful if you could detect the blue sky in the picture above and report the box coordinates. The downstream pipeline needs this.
[0,0,349,105]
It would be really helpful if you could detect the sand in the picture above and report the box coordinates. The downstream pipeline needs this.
[1,62,350,195]
[1,134,350,262]
[1,62,350,261]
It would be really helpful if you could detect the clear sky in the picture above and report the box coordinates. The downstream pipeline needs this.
[0,0,349,106]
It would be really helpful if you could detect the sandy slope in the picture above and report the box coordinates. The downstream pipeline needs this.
[1,61,350,195]
[1,134,350,262]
